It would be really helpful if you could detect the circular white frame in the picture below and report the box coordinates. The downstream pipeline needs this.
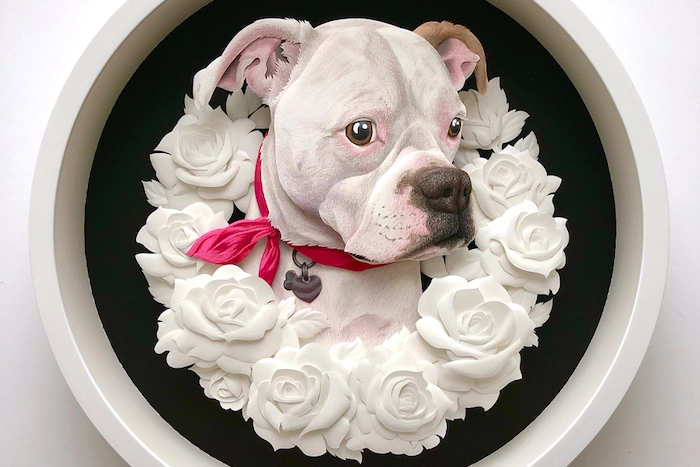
[29,0,669,465]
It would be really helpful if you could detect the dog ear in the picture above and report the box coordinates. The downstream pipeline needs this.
[193,18,313,109]
[414,21,488,94]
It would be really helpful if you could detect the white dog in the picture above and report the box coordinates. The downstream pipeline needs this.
[190,18,488,346]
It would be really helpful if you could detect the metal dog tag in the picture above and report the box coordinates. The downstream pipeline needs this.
[283,251,322,303]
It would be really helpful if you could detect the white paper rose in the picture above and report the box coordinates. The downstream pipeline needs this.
[246,344,356,457]
[459,77,529,151]
[136,203,228,306]
[150,100,263,213]
[476,201,569,294]
[464,145,561,226]
[154,265,298,374]
[347,348,453,456]
[142,179,235,220]
[416,275,535,410]
[193,366,250,411]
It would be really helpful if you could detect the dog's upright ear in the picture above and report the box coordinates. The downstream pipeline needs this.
[414,21,488,94]
[193,18,313,109]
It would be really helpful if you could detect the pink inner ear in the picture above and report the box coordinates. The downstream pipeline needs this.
[437,37,480,90]
[218,37,282,95]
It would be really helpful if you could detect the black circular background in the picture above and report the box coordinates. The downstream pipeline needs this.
[85,1,615,465]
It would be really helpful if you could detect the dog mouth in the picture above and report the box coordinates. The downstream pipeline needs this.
[435,233,470,248]
[345,188,475,264]
[349,231,471,264]
[350,253,382,264]
[406,233,470,261]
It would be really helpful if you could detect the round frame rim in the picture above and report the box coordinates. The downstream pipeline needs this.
[29,0,669,466]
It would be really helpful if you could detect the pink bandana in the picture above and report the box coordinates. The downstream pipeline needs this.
[187,140,385,284]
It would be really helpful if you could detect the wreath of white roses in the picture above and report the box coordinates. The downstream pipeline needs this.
[137,77,568,461]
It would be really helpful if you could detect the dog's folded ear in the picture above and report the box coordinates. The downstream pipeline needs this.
[194,18,313,109]
[414,21,488,94]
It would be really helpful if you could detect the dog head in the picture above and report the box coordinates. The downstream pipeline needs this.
[194,18,487,264]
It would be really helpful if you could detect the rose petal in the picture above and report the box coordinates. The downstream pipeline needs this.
[221,303,279,341]
[137,253,180,278]
[301,373,352,435]
[150,152,180,188]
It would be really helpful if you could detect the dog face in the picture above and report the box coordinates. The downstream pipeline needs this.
[194,19,487,264]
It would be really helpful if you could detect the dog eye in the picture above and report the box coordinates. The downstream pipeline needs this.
[346,120,374,146]
[448,118,462,138]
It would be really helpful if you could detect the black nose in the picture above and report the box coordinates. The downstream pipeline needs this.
[417,167,471,214]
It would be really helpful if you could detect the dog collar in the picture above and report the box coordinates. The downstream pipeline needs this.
[188,139,385,285]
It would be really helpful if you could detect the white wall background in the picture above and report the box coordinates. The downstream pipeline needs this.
[1,0,698,465]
